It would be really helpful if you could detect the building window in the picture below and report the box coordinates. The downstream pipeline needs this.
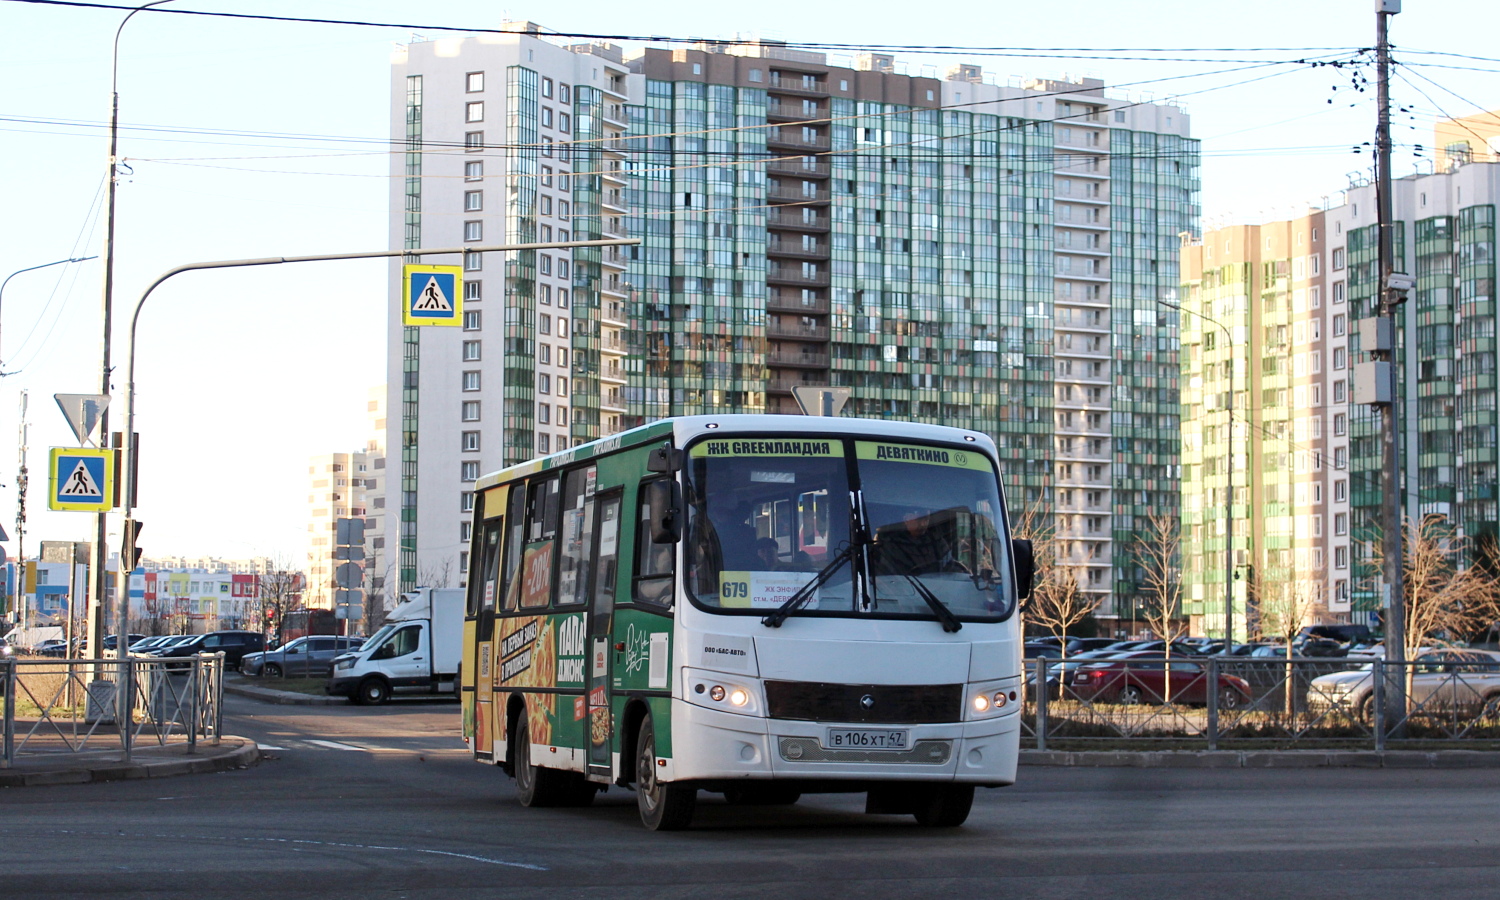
[462,340,481,361]
[559,113,570,133]
[1334,413,1346,436]
[748,68,762,82]
[541,107,553,128]
[557,347,568,367]
[462,431,480,452]
[540,314,551,335]
[464,251,482,271]
[539,403,552,425]
[539,254,552,275]
[461,492,475,512]
[1334,479,1347,501]
[557,377,568,397]
[1333,314,1346,336]
[466,102,484,123]
[465,161,483,181]
[464,221,483,242]
[1334,513,1348,535]
[1332,347,1346,370]
[461,461,480,482]
[542,77,553,98]
[538,433,551,454]
[1332,247,1345,270]
[559,84,570,104]
[541,166,552,187]
[464,281,481,302]
[557,289,569,309]
[463,310,481,330]
[460,521,473,542]
[465,131,484,151]
[1333,379,1345,403]
[462,401,480,422]
[540,196,553,216]
[538,344,551,365]
[464,191,483,211]
[1335,546,1348,569]
[466,72,484,93]
[539,284,552,305]
[462,371,481,391]
[538,373,551,394]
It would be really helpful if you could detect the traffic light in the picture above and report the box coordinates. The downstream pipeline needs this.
[122,520,144,570]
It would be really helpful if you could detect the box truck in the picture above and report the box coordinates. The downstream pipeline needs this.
[327,588,463,705]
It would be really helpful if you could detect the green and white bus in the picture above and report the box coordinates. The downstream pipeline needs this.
[460,415,1033,830]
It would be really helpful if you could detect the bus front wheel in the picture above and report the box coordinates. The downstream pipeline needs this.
[635,714,695,830]
[912,784,974,827]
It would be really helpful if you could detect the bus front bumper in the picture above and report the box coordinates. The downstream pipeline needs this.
[668,699,1019,786]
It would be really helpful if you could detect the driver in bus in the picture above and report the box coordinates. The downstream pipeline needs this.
[874,507,958,576]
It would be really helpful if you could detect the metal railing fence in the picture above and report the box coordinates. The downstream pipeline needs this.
[1,653,225,768]
[1025,656,1500,751]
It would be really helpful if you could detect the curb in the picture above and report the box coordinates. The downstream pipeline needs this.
[1020,749,1500,769]
[223,679,346,706]
[0,738,260,787]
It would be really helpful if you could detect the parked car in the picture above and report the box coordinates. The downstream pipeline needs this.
[241,636,365,678]
[0,638,12,658]
[1024,642,1063,659]
[101,634,147,652]
[1070,651,1253,709]
[129,635,180,653]
[150,630,266,667]
[1307,649,1500,721]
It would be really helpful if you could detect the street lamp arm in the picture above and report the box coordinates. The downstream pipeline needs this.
[122,236,639,510]
[112,1,176,94]
[0,256,99,373]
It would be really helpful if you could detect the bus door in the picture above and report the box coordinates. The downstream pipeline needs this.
[470,513,504,759]
[587,489,624,780]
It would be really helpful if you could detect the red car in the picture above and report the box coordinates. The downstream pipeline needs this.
[1069,651,1252,709]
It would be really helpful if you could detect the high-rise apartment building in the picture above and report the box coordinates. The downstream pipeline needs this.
[387,29,1199,621]
[363,385,391,617]
[1435,108,1500,172]
[620,44,1196,625]
[1178,215,1351,639]
[305,451,373,610]
[388,26,631,594]
[1178,156,1500,636]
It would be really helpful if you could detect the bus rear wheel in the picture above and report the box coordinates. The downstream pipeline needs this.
[514,718,583,808]
[636,714,695,830]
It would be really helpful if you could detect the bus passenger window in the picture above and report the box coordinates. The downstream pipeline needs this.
[513,476,559,609]
[475,519,503,613]
[635,478,675,606]
[556,467,597,605]
[500,485,526,611]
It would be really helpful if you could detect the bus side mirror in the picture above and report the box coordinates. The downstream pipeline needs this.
[1012,539,1035,601]
[647,444,683,473]
[646,479,682,544]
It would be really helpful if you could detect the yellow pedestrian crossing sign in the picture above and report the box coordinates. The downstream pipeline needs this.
[48,447,115,512]
[402,264,463,326]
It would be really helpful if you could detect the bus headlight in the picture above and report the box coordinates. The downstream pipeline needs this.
[683,668,762,716]
[966,679,1019,720]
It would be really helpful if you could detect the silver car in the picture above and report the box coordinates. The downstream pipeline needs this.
[241,636,364,678]
[1307,648,1500,721]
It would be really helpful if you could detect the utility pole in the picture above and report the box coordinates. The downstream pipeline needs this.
[14,392,27,631]
[1374,0,1407,731]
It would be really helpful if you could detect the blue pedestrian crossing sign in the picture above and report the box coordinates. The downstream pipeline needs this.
[402,264,463,327]
[48,447,115,512]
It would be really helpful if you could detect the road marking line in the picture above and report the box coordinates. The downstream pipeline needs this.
[257,744,288,751]
[307,739,364,751]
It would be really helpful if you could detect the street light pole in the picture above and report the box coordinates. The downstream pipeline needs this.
[94,0,175,684]
[1159,298,1235,647]
[111,237,638,744]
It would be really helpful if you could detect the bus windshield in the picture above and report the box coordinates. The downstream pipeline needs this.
[684,436,1013,623]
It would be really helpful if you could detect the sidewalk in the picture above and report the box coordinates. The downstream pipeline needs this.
[1021,748,1500,768]
[0,735,260,787]
[222,675,346,706]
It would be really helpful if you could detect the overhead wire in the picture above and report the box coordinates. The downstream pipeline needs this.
[5,172,107,374]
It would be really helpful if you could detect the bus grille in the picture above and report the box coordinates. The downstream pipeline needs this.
[778,738,952,765]
[763,681,962,724]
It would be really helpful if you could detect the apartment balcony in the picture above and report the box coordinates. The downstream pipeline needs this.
[767,294,830,315]
[601,278,629,297]
[768,351,830,368]
[600,334,627,353]
[602,103,628,127]
[769,186,830,204]
[767,238,829,259]
[767,159,830,178]
[602,191,627,212]
[768,103,824,122]
[769,75,829,96]
[768,210,831,232]
[601,300,627,326]
[767,266,830,287]
[601,363,626,384]
[766,378,824,395]
[768,323,830,341]
[768,130,831,151]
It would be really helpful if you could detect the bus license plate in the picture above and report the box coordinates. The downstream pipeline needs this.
[825,728,909,750]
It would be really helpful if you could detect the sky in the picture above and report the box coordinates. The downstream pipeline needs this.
[1,0,1497,566]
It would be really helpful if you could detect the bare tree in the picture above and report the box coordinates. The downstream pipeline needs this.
[418,556,456,590]
[257,556,305,647]
[1255,570,1326,715]
[363,558,397,636]
[1013,503,1102,661]
[1138,511,1186,647]
[1365,515,1500,650]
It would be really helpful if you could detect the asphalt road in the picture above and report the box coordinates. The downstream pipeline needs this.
[4,693,1500,899]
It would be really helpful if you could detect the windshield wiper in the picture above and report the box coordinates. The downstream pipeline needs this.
[762,542,856,629]
[899,574,963,633]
